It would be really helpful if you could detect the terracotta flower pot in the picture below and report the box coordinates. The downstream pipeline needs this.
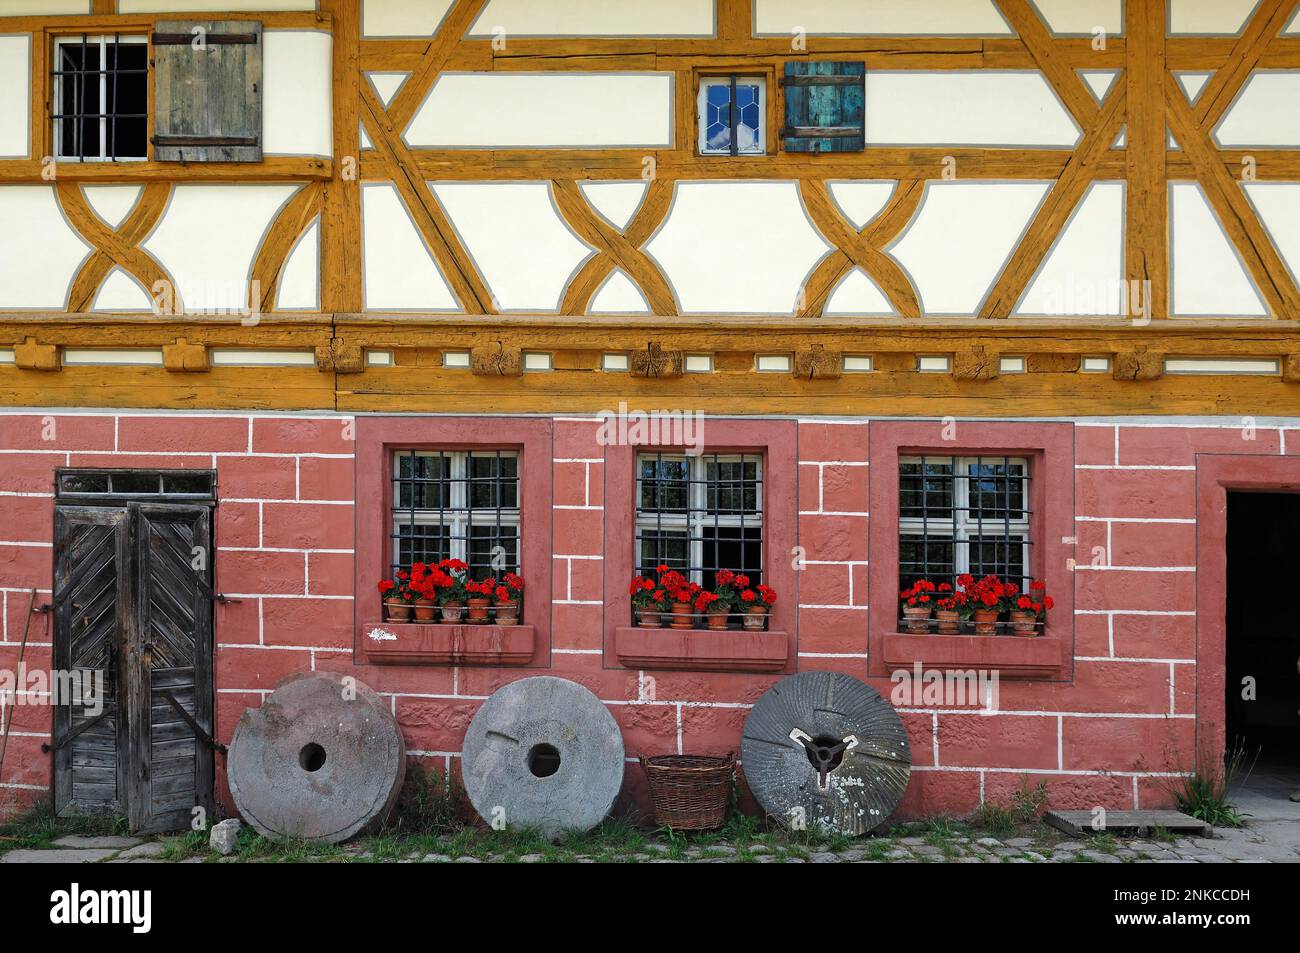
[384,601,412,623]
[706,609,730,630]
[495,600,519,625]
[902,605,932,634]
[669,601,694,629]
[439,602,466,624]
[467,597,491,624]
[636,607,664,628]
[972,608,1000,635]
[412,599,436,623]
[1009,610,1039,636]
[935,609,959,634]
[743,605,768,631]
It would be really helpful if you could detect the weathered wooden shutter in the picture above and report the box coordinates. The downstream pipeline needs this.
[782,61,865,153]
[53,506,130,818]
[153,20,262,162]
[129,504,213,833]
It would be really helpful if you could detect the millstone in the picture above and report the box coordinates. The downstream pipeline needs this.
[741,671,910,836]
[227,672,405,843]
[462,676,624,840]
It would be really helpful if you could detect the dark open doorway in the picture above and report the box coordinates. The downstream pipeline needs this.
[1225,491,1300,799]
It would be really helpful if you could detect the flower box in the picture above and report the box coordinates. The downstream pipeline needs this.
[614,626,788,672]
[361,621,535,666]
[881,630,1067,680]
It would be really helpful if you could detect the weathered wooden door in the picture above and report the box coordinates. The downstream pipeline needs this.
[53,498,214,833]
[52,506,130,817]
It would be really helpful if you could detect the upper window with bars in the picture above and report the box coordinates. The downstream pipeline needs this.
[635,452,763,592]
[697,75,766,156]
[56,468,215,500]
[54,35,149,162]
[390,450,520,582]
[898,455,1032,594]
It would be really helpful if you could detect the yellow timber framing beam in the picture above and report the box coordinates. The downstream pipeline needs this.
[1,0,1300,418]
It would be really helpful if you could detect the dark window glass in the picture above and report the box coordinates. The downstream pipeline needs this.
[59,473,109,494]
[55,37,148,161]
[106,43,148,159]
[634,453,764,599]
[897,456,1031,596]
[390,450,521,581]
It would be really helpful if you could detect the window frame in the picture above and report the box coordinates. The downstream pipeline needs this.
[897,454,1033,593]
[696,73,768,156]
[354,417,553,666]
[633,451,766,614]
[52,33,151,164]
[603,419,797,671]
[867,420,1076,680]
[389,448,522,582]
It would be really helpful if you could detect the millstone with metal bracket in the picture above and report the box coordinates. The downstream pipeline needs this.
[742,671,911,835]
[227,672,405,843]
[461,676,624,841]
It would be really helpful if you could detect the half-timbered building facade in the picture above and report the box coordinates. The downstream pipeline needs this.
[2,0,1299,828]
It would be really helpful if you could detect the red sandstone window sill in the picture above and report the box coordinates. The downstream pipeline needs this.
[360,621,535,666]
[613,626,789,672]
[881,630,1067,680]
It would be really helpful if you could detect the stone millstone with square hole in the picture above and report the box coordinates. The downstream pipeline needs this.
[227,672,405,843]
[462,676,624,841]
[742,671,911,836]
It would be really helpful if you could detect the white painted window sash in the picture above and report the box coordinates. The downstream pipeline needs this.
[635,452,763,586]
[898,455,1030,579]
[54,34,148,163]
[392,450,521,570]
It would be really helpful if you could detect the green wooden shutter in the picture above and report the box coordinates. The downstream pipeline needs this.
[782,61,865,153]
[153,20,262,163]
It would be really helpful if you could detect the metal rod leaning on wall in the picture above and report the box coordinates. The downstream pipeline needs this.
[0,589,41,781]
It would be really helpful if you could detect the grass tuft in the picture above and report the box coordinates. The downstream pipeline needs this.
[1157,741,1253,829]
[0,798,128,852]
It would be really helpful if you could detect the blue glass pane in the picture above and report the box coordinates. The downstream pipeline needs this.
[707,84,731,108]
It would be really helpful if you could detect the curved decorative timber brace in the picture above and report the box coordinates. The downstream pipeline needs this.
[553,179,676,316]
[798,179,924,319]
[249,184,323,314]
[57,182,176,314]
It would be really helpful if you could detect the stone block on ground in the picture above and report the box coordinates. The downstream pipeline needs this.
[210,818,242,856]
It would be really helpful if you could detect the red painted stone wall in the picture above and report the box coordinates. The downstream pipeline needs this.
[2,411,1297,823]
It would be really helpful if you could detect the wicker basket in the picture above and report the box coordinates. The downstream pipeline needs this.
[640,753,735,831]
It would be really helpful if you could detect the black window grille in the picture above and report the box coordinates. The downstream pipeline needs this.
[53,34,149,162]
[635,452,763,591]
[390,450,520,581]
[898,455,1032,594]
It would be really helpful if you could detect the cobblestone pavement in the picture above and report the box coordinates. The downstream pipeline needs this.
[2,820,1298,863]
